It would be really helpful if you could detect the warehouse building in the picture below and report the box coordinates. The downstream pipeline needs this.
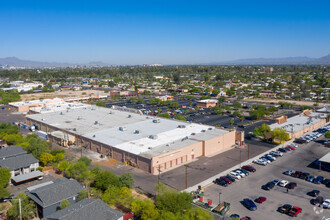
[26,106,244,174]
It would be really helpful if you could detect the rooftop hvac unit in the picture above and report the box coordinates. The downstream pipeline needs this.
[191,133,196,135]
[177,125,186,128]
[201,130,206,132]
[148,135,158,139]
[134,130,140,134]
[119,127,127,131]
[109,111,114,114]
[94,121,98,125]
[182,136,188,141]
[73,128,77,131]
[128,114,132,118]
[208,127,213,130]
[77,116,82,120]
[148,147,152,149]
[93,135,96,138]
[153,119,160,123]
[41,118,46,121]
[60,112,64,115]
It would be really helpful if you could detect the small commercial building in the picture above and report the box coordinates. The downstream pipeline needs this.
[318,153,330,171]
[196,99,218,108]
[26,106,243,174]
[270,110,327,139]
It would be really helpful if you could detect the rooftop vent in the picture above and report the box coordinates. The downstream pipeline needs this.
[208,127,213,130]
[77,116,82,120]
[94,121,98,125]
[153,119,160,123]
[148,147,152,149]
[177,125,186,128]
[201,130,206,132]
[119,127,127,131]
[134,130,140,134]
[109,111,114,114]
[41,118,46,121]
[60,112,64,115]
[128,114,132,118]
[191,133,196,135]
[93,134,96,138]
[148,135,158,140]
[73,128,77,131]
[182,136,189,141]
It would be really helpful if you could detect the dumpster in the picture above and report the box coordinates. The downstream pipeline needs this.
[212,202,230,216]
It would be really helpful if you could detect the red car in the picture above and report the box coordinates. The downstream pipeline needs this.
[286,182,297,189]
[242,165,256,172]
[288,146,295,150]
[288,206,302,217]
[255,196,267,203]
[220,176,232,184]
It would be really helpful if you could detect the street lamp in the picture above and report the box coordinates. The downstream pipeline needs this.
[11,198,22,220]
[219,191,222,204]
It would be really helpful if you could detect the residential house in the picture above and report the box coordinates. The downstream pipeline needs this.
[0,146,39,178]
[42,198,126,220]
[27,177,82,218]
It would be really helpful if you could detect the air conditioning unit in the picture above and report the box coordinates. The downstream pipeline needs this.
[128,114,132,118]
[177,125,186,128]
[134,130,140,134]
[148,135,158,139]
[201,130,206,132]
[153,119,160,123]
[119,127,127,131]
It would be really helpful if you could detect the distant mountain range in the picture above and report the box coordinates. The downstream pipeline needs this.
[1,55,330,67]
[210,54,330,65]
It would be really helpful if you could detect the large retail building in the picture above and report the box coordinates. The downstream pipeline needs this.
[26,105,244,174]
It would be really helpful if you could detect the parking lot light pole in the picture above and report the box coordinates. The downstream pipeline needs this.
[219,191,222,204]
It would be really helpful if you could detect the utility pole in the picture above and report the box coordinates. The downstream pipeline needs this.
[239,150,242,168]
[158,165,161,184]
[184,165,188,189]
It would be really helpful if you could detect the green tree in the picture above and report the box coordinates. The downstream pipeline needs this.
[253,124,271,139]
[65,161,90,182]
[272,127,290,144]
[60,199,70,210]
[325,132,330,138]
[183,208,213,220]
[119,173,134,188]
[0,187,10,199]
[95,101,106,107]
[229,118,234,126]
[232,101,242,109]
[78,190,88,201]
[0,167,11,188]
[40,152,54,166]
[53,152,66,162]
[131,199,159,220]
[175,114,186,121]
[157,113,171,119]
[155,190,192,214]
[57,160,70,172]
[78,156,92,166]
[7,193,35,220]
[94,170,119,191]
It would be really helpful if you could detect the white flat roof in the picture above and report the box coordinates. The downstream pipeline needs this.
[27,106,229,159]
[197,99,218,103]
[9,98,63,107]
[270,113,325,134]
[319,153,330,163]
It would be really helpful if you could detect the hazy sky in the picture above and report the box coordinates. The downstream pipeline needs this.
[1,0,330,64]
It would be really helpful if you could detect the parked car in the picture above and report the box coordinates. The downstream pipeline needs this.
[314,176,324,184]
[270,151,283,157]
[238,169,249,176]
[262,182,275,190]
[255,196,267,203]
[291,171,303,178]
[307,175,315,182]
[285,146,292,151]
[322,199,330,209]
[308,190,320,197]
[241,165,256,172]
[299,172,309,180]
[272,179,281,185]
[214,178,229,187]
[288,206,302,217]
[234,170,246,178]
[283,169,293,175]
[220,176,232,184]
[314,196,324,205]
[322,179,330,185]
[278,148,287,152]
[242,199,257,211]
[278,204,292,213]
[286,182,297,189]
[253,159,267,166]
[279,180,289,187]
[226,175,236,183]
[229,171,242,179]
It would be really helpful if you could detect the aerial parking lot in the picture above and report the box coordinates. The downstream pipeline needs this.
[202,136,330,220]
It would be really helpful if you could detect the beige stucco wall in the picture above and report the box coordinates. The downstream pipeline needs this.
[202,130,236,156]
[290,119,327,139]
[151,141,203,174]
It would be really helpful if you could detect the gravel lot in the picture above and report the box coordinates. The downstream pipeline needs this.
[202,137,330,220]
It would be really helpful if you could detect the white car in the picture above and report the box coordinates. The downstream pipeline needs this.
[234,170,246,178]
[270,151,283,157]
[322,199,330,209]
[253,159,267,166]
[265,154,276,161]
[279,180,289,187]
[229,171,242,179]
[260,158,271,164]
[289,143,298,148]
